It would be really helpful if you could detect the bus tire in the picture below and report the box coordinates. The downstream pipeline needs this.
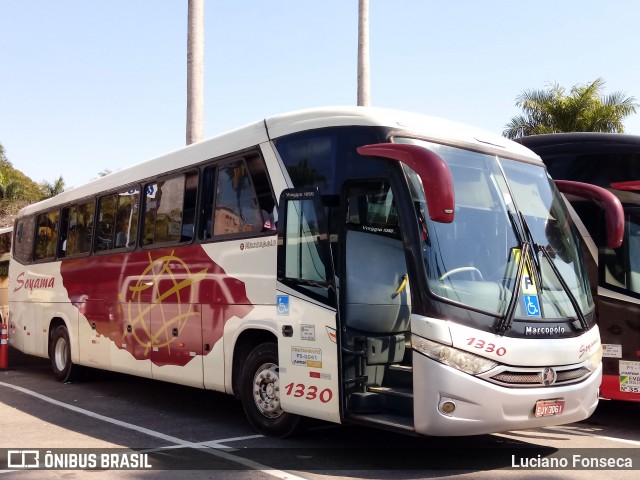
[50,325,83,383]
[240,342,301,437]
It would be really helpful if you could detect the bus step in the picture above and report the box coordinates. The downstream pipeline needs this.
[368,386,413,414]
[349,391,384,413]
[389,364,412,372]
[386,364,413,388]
[347,412,414,432]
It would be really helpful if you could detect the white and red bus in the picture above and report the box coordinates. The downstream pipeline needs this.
[9,107,622,437]
[517,133,640,402]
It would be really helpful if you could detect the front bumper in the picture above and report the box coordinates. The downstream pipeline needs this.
[412,351,601,436]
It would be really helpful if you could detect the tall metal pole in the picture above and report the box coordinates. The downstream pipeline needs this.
[186,0,205,144]
[357,0,371,106]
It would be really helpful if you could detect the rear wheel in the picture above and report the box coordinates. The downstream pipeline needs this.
[50,325,83,382]
[239,342,301,437]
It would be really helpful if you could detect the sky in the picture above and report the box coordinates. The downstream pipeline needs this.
[1,0,640,189]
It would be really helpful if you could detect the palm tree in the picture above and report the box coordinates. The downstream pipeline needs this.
[503,78,638,139]
[186,0,205,145]
[40,176,66,199]
[357,0,371,106]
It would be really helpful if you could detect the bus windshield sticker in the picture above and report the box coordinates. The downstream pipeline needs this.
[513,248,538,295]
[523,294,541,317]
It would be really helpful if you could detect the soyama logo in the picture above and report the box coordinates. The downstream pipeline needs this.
[13,272,55,293]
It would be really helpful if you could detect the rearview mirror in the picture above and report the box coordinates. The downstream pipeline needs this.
[357,143,455,223]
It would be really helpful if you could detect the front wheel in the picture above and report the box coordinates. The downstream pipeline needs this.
[239,342,301,437]
[50,325,83,383]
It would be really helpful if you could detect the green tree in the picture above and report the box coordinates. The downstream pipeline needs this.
[503,78,638,139]
[40,175,66,198]
[0,180,21,200]
[0,141,41,201]
[0,141,46,226]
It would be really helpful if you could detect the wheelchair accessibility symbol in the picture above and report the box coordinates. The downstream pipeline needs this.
[276,295,290,316]
[523,294,541,317]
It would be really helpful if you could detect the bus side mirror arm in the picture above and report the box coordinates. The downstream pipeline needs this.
[554,179,625,249]
[357,143,455,223]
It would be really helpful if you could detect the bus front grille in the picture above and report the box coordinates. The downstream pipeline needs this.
[486,366,591,388]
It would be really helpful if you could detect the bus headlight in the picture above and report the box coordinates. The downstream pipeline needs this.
[411,334,498,375]
[585,345,603,372]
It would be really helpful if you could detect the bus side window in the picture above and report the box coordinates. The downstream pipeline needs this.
[14,216,35,264]
[181,173,198,242]
[199,153,275,241]
[142,173,197,246]
[95,188,139,252]
[213,159,262,237]
[63,200,96,256]
[114,187,140,248]
[58,207,70,257]
[245,153,277,232]
[34,211,60,261]
[96,194,117,251]
[77,200,96,254]
[0,232,9,254]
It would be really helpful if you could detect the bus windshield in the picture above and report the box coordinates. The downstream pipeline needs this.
[396,138,593,323]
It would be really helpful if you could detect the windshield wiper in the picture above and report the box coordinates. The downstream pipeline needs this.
[495,240,529,335]
[518,213,588,331]
[537,244,588,330]
[495,211,529,335]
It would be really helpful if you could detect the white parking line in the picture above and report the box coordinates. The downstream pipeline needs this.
[0,381,310,479]
[543,426,640,447]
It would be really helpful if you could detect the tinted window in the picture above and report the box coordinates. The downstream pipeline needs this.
[274,126,387,196]
[143,173,197,246]
[545,151,640,187]
[35,211,60,260]
[200,154,276,240]
[0,232,11,255]
[62,200,95,256]
[96,187,140,251]
[213,160,263,237]
[14,216,36,264]
[602,211,640,296]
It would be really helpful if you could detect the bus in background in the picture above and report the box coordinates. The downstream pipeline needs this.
[0,226,12,326]
[9,107,622,437]
[516,133,640,402]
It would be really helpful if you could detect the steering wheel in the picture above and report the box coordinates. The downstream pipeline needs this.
[439,266,484,281]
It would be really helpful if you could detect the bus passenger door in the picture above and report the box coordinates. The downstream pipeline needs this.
[276,188,341,424]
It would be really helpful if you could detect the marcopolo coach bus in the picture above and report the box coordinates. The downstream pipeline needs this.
[9,107,624,437]
[516,133,640,402]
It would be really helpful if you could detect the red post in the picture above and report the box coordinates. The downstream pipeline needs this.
[0,322,8,369]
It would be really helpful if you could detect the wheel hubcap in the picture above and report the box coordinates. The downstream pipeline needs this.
[252,362,282,418]
[54,337,68,372]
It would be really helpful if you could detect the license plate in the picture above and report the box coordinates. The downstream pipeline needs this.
[534,399,565,417]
